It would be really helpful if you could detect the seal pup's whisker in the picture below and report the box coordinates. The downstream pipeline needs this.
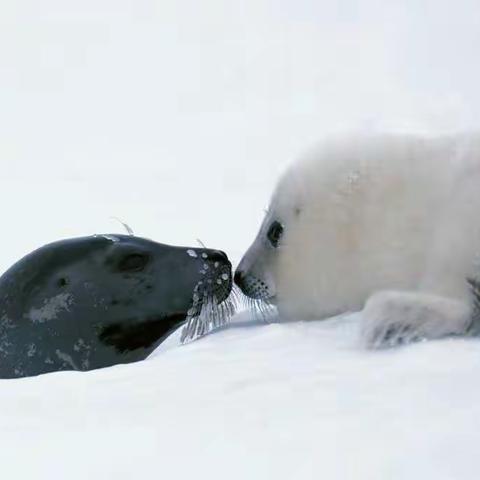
[234,290,276,323]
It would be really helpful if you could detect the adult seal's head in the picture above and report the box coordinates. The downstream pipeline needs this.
[0,234,232,378]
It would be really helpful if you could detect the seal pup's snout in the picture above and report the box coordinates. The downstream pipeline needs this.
[234,268,271,300]
[233,269,243,285]
[233,263,276,321]
[233,235,277,301]
[233,269,250,294]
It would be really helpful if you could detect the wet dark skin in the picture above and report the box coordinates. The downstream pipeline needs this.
[0,234,232,378]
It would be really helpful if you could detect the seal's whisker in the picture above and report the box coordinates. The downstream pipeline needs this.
[110,216,134,236]
[231,286,242,308]
[181,287,236,344]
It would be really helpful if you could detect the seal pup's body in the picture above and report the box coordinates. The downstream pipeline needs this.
[235,134,480,346]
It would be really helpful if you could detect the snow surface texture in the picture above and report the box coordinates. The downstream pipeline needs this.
[2,1,480,479]
[2,313,480,480]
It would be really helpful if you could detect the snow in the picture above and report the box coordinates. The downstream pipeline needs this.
[2,313,480,479]
[1,1,480,478]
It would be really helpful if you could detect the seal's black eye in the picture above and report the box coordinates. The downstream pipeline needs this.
[267,221,284,248]
[118,253,149,272]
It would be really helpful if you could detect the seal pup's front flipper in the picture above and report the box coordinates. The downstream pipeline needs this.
[360,290,472,349]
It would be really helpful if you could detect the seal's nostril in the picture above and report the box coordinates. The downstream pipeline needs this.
[234,270,244,287]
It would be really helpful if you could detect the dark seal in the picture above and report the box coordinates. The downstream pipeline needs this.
[0,234,232,378]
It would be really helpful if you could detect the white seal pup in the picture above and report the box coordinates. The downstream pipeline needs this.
[235,134,480,347]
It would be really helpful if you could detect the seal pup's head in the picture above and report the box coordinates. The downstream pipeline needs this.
[234,145,357,321]
[234,159,313,319]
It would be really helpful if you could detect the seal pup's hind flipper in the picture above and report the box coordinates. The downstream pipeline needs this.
[467,277,480,335]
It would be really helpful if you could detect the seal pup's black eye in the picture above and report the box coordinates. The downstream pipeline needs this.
[267,221,284,248]
[118,253,150,272]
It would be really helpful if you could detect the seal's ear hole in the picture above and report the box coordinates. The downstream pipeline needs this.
[118,253,150,272]
[57,277,69,288]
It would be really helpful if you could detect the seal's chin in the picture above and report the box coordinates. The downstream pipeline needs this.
[99,313,187,353]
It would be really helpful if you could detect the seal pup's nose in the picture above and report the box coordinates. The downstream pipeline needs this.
[234,269,245,288]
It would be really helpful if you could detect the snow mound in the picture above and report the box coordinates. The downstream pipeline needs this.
[1,312,480,480]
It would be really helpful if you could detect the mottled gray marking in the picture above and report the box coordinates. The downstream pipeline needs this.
[73,338,91,370]
[55,350,79,370]
[26,293,74,323]
[26,344,36,357]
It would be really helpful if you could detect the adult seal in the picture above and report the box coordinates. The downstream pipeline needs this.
[0,234,233,378]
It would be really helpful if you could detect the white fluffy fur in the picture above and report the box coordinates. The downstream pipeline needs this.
[238,133,480,347]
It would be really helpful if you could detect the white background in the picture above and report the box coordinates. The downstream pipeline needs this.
[1,0,480,269]
[1,1,480,479]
